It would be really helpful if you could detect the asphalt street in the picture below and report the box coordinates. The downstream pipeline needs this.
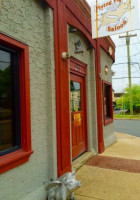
[114,119,140,138]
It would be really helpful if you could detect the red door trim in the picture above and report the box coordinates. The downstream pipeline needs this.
[53,0,71,176]
[70,57,88,156]
[95,40,105,153]
[70,56,87,77]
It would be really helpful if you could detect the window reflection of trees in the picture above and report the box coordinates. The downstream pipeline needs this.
[70,81,81,112]
[0,66,12,110]
[0,50,13,152]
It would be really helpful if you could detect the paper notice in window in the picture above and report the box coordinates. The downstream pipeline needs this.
[74,113,81,126]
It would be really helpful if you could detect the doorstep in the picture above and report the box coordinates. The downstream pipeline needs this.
[72,152,94,172]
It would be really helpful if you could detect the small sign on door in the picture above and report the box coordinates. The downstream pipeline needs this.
[74,113,81,126]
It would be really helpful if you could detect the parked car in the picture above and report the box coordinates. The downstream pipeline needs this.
[114,108,127,114]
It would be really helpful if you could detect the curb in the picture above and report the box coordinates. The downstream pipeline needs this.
[114,118,140,120]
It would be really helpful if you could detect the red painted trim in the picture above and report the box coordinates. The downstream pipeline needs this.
[70,56,87,68]
[66,6,96,49]
[45,0,55,9]
[70,56,87,77]
[104,118,113,126]
[65,0,91,33]
[95,40,105,153]
[0,150,32,174]
[98,38,115,62]
[0,33,28,49]
[20,46,32,151]
[0,33,32,174]
[52,1,71,177]
[102,80,113,126]
[74,0,91,21]
[70,57,88,153]
[53,0,71,177]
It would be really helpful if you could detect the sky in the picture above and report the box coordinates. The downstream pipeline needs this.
[86,0,140,93]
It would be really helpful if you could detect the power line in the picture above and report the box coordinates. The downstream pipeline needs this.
[130,51,140,57]
[116,41,140,47]
[134,38,140,53]
[112,62,139,66]
[113,77,140,79]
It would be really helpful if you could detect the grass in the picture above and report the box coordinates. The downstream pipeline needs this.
[114,114,140,119]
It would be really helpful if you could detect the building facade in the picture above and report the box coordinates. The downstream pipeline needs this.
[0,0,116,199]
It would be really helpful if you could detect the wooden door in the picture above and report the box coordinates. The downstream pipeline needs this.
[70,73,87,159]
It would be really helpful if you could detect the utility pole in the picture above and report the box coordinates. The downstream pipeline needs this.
[119,32,137,115]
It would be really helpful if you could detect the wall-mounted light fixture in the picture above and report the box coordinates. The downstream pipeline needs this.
[105,65,109,75]
[108,46,113,56]
[62,52,70,60]
[69,27,78,33]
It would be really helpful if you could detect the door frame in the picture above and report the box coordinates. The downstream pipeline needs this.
[70,57,88,157]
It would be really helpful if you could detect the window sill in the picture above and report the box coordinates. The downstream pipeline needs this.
[0,149,33,174]
[104,118,113,126]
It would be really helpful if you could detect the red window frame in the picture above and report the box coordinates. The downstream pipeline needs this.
[0,33,32,174]
[102,80,113,126]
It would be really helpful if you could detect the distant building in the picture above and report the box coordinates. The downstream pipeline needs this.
[112,89,116,108]
[114,93,124,100]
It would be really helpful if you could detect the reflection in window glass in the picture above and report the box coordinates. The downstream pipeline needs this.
[70,81,81,112]
[0,50,14,152]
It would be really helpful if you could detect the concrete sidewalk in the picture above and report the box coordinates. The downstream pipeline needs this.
[74,132,140,200]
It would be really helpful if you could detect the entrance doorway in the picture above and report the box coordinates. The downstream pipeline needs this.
[70,58,87,160]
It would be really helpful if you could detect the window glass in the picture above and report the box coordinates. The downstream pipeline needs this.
[0,50,14,152]
[104,84,111,119]
[0,48,21,155]
[70,81,81,112]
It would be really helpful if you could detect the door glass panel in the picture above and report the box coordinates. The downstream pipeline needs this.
[0,50,14,152]
[70,81,81,112]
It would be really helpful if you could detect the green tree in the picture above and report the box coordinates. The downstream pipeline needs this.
[116,84,140,114]
[0,66,12,108]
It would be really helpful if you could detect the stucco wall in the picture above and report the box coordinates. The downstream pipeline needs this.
[0,1,57,200]
[100,48,116,148]
[68,28,98,155]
